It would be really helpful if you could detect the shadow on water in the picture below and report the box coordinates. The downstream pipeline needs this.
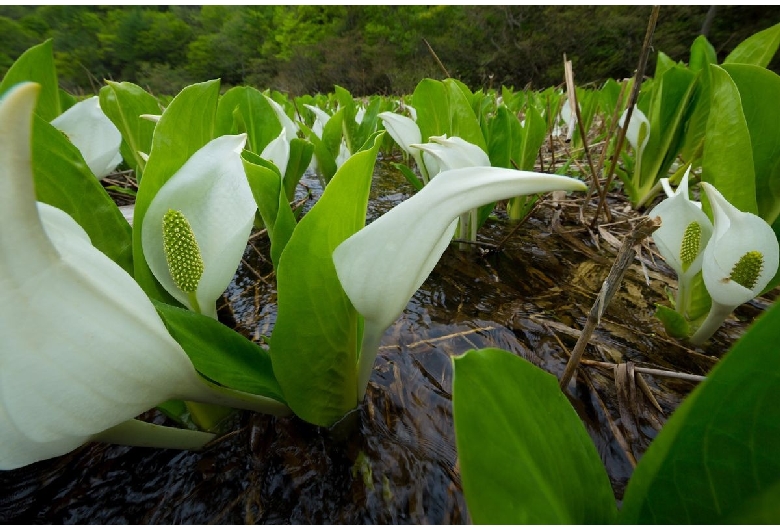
[1,158,771,523]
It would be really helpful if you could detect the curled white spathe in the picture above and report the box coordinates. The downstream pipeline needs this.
[51,96,123,180]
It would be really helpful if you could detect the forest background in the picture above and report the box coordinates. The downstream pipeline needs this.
[1,5,778,97]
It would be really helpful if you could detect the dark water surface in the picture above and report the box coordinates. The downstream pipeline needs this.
[1,160,765,523]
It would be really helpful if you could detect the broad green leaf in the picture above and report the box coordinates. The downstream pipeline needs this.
[284,137,314,201]
[453,348,617,524]
[300,120,337,183]
[413,78,487,151]
[701,65,757,215]
[153,301,285,402]
[520,104,548,171]
[132,80,220,303]
[270,132,383,426]
[654,50,677,79]
[215,86,280,155]
[99,81,160,180]
[0,40,60,121]
[322,106,346,158]
[634,65,698,205]
[31,114,133,274]
[620,300,780,523]
[689,35,717,72]
[724,22,780,68]
[487,106,514,168]
[242,151,296,270]
[721,64,780,225]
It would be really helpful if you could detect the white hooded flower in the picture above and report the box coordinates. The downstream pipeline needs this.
[142,134,256,319]
[333,167,586,398]
[0,83,286,470]
[51,96,123,179]
[690,183,779,345]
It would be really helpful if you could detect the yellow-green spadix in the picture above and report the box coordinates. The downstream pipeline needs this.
[142,133,256,319]
[0,83,287,470]
[690,182,779,345]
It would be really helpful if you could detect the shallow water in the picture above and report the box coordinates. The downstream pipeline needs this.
[0,159,766,523]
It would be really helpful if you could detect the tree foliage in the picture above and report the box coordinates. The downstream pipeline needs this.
[0,5,777,96]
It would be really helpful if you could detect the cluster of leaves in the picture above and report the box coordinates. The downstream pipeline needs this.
[1,6,779,96]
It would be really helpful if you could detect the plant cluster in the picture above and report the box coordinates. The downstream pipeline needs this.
[1,21,780,524]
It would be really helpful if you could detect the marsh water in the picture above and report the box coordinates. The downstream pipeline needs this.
[0,159,767,523]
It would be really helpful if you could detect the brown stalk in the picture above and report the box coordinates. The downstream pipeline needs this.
[423,38,451,79]
[591,5,660,228]
[559,216,661,389]
[563,55,602,203]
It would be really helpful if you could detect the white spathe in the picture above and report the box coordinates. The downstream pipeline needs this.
[648,168,713,281]
[689,183,779,345]
[142,134,256,319]
[333,167,586,398]
[261,129,290,177]
[700,183,779,308]
[411,135,490,174]
[619,107,650,159]
[0,83,287,470]
[51,96,123,180]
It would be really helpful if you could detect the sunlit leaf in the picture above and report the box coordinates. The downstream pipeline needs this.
[99,81,160,180]
[270,132,383,426]
[724,21,780,68]
[453,348,616,524]
[0,39,60,121]
[620,300,780,523]
[31,114,133,274]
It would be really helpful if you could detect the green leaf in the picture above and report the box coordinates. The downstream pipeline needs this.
[270,132,384,426]
[31,115,133,274]
[300,120,337,183]
[99,81,161,180]
[701,65,757,215]
[689,35,717,72]
[284,137,314,201]
[153,300,285,402]
[215,86,280,155]
[242,151,296,270]
[0,40,60,121]
[620,300,780,523]
[393,162,424,191]
[453,348,617,524]
[412,78,487,150]
[132,80,221,303]
[654,304,690,338]
[634,65,698,205]
[721,64,780,225]
[724,22,780,68]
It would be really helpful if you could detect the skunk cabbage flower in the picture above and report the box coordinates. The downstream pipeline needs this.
[690,183,779,345]
[378,111,434,184]
[0,83,287,470]
[142,134,256,319]
[411,135,490,174]
[412,135,492,246]
[264,95,298,143]
[50,96,122,179]
[333,167,586,398]
[261,129,290,176]
[648,166,713,314]
[619,107,650,166]
[304,104,331,138]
